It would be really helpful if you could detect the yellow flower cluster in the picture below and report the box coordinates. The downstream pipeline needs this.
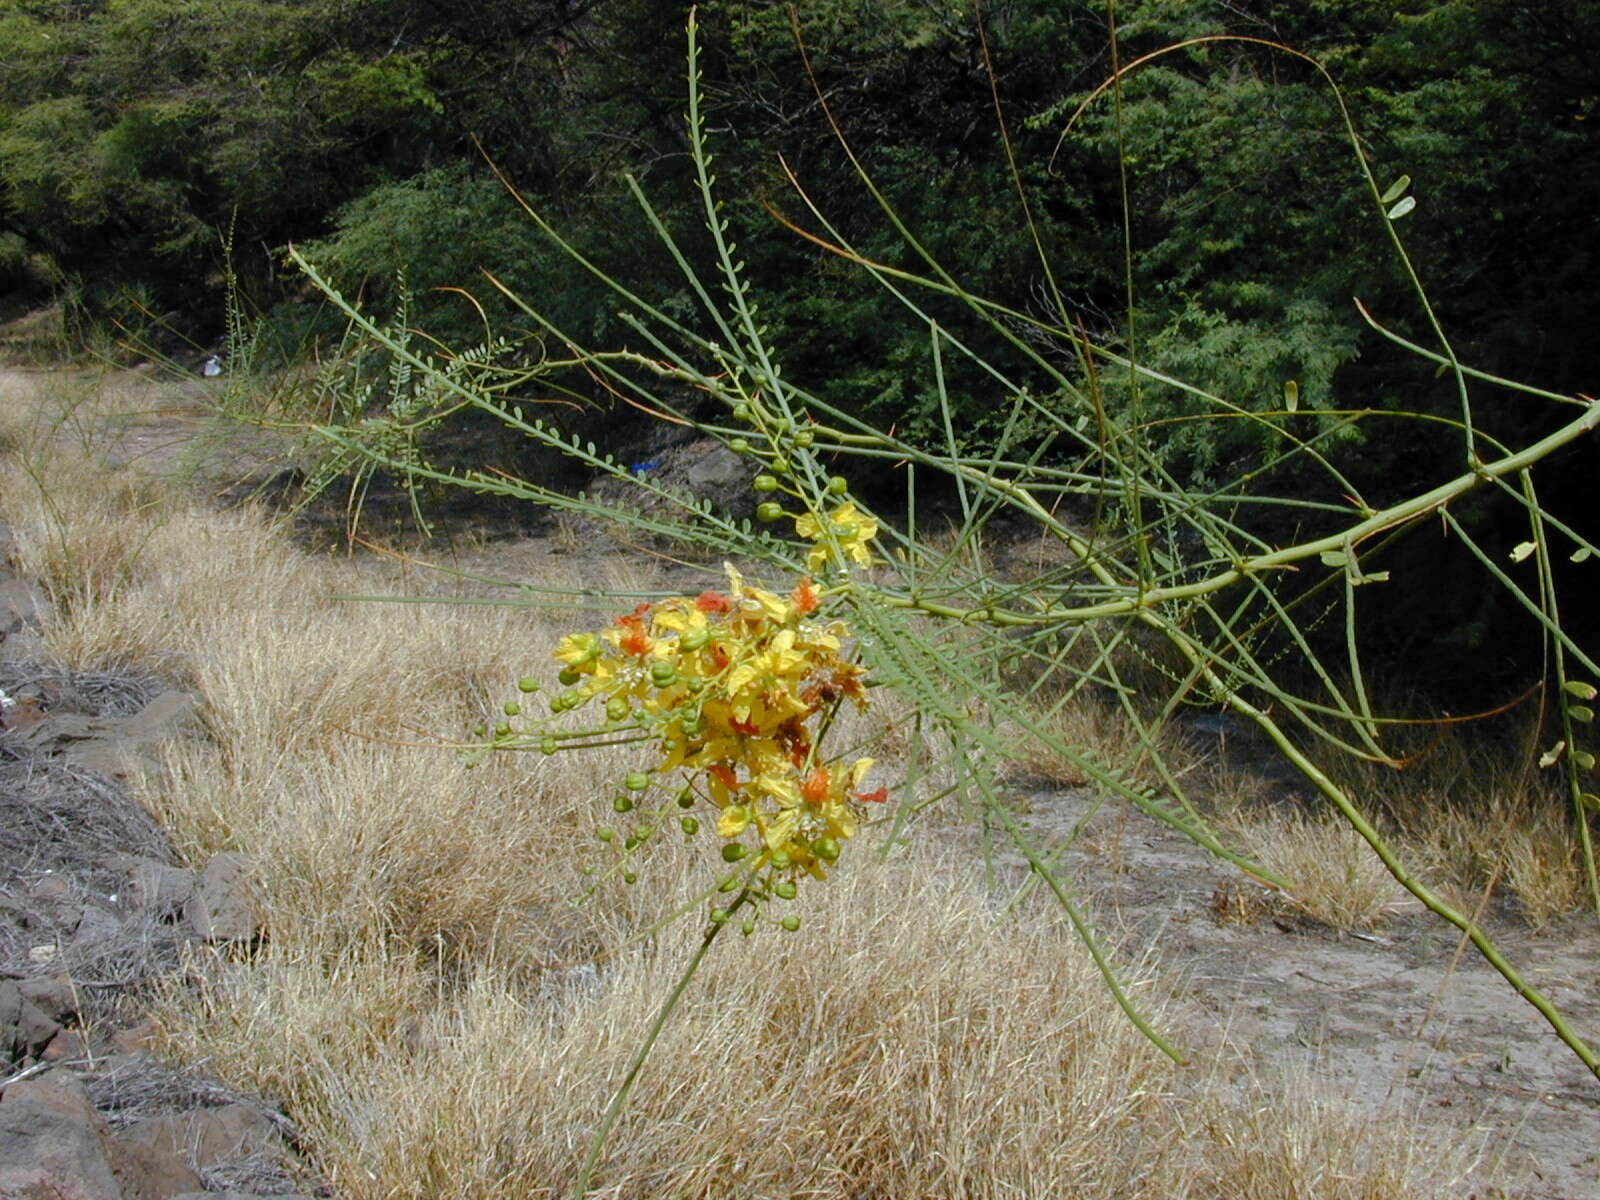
[552,565,885,881]
[795,501,878,571]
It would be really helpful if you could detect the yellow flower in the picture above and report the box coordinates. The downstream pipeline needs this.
[796,502,878,570]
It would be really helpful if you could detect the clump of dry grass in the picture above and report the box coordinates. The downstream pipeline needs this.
[1230,810,1416,932]
[0,373,1475,1200]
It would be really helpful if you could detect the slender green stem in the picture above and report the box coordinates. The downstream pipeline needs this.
[573,895,744,1198]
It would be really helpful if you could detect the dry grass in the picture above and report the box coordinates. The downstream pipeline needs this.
[0,372,1478,1199]
[1231,810,1416,932]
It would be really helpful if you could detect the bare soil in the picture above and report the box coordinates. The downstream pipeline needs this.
[4,363,1599,1199]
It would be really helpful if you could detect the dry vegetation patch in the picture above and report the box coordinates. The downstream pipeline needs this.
[0,370,1485,1198]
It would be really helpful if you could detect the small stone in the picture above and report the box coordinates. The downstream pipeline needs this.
[42,1028,88,1061]
[28,943,59,965]
[183,853,257,944]
[110,1021,157,1055]
[106,1133,204,1200]
[0,1099,123,1200]
[0,1068,107,1134]
[71,905,124,951]
[119,1103,283,1170]
[19,976,78,1025]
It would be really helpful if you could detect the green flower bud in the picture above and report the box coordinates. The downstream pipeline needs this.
[771,456,790,474]
[540,736,558,755]
[741,918,757,936]
[681,628,709,652]
[680,816,700,836]
[826,475,849,496]
[625,771,651,791]
[613,795,634,813]
[721,842,747,862]
[558,668,581,687]
[503,700,521,717]
[494,721,511,737]
[732,404,751,422]
[605,696,631,722]
[770,849,791,870]
[596,826,614,842]
[753,473,780,493]
[756,501,784,523]
[774,881,797,901]
[794,430,814,448]
[781,915,801,932]
[650,661,678,687]
[730,437,751,454]
[812,837,841,862]
[623,871,638,885]
[710,907,730,923]
[517,676,540,693]
[677,789,697,809]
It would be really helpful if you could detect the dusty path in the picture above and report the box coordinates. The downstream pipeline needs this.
[3,362,1599,1197]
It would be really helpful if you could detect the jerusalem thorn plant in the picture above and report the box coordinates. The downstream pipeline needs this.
[281,9,1600,1190]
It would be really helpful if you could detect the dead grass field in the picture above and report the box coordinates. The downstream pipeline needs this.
[0,367,1506,1197]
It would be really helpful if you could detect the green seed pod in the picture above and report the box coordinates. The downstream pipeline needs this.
[721,842,747,862]
[756,501,783,523]
[680,816,700,836]
[812,837,841,862]
[826,475,849,496]
[517,676,540,693]
[596,826,614,842]
[625,771,651,791]
[605,696,631,722]
[613,795,634,813]
[503,700,521,717]
[780,915,801,932]
[774,881,797,901]
[558,668,581,687]
[681,628,709,652]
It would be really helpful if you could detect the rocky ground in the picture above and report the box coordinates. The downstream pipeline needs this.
[0,540,320,1198]
[1,361,1599,1198]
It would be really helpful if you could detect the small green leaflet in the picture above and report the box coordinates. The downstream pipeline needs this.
[1387,195,1418,220]
[1283,380,1299,412]
[1510,540,1537,562]
[1572,547,1593,563]
[1563,680,1597,701]
[1380,174,1412,205]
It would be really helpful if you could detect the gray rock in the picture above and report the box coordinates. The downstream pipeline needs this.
[2,978,64,1057]
[183,853,257,943]
[122,856,197,918]
[119,1102,283,1170]
[687,445,747,494]
[1,1068,105,1131]
[19,975,79,1025]
[70,904,124,951]
[0,576,53,634]
[0,1098,122,1200]
[106,1133,205,1200]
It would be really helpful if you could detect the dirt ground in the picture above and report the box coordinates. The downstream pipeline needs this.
[3,363,1599,1198]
